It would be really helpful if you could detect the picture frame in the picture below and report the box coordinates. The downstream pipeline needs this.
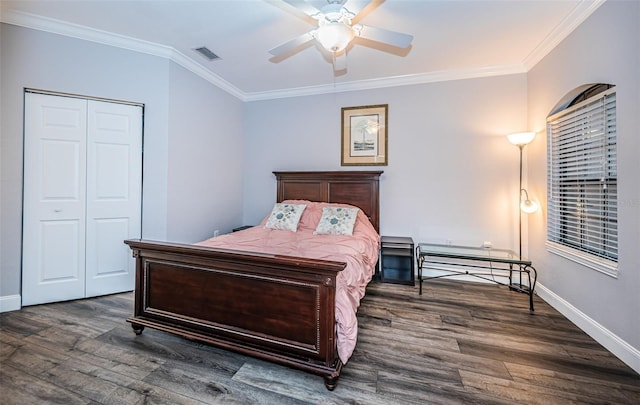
[341,104,388,166]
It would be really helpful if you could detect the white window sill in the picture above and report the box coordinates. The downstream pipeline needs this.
[545,241,618,278]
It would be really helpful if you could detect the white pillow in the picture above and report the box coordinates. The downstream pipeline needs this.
[314,206,359,236]
[264,203,307,232]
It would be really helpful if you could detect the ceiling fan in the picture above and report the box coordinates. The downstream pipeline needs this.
[269,0,414,71]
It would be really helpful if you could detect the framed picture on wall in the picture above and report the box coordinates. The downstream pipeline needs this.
[341,104,388,166]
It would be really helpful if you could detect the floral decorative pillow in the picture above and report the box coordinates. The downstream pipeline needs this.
[314,206,359,236]
[264,203,307,232]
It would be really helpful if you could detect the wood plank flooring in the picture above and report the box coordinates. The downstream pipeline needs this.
[1,279,639,404]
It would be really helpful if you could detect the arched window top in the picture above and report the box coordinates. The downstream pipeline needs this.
[548,83,614,116]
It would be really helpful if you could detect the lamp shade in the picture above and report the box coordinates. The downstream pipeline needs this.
[507,132,536,146]
[316,22,354,53]
[520,198,539,214]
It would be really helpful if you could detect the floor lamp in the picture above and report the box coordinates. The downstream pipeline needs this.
[507,132,538,260]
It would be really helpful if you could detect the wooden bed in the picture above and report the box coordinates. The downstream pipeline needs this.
[125,170,382,390]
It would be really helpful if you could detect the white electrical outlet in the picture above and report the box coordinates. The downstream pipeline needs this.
[213,230,219,237]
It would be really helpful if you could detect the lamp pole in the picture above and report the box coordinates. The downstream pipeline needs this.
[518,144,524,259]
[508,131,537,290]
[507,132,536,259]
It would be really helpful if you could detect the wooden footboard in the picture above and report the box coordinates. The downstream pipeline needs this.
[124,239,346,390]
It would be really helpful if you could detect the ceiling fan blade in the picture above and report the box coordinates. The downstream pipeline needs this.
[281,0,321,17]
[356,24,413,48]
[333,52,347,71]
[269,32,315,57]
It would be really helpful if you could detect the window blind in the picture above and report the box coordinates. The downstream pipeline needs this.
[547,88,617,267]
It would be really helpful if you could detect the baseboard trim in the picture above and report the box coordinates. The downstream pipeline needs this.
[536,282,640,374]
[0,294,21,313]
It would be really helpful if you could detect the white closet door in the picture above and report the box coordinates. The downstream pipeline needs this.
[85,101,142,296]
[22,93,88,306]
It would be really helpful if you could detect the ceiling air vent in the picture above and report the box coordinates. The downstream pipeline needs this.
[193,46,220,61]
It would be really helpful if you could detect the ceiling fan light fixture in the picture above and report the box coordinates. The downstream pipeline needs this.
[316,21,354,53]
[270,0,413,70]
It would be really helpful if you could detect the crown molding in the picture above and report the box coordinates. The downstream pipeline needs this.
[168,50,245,100]
[2,3,600,102]
[243,64,527,101]
[522,0,606,70]
[2,10,172,58]
[1,10,245,100]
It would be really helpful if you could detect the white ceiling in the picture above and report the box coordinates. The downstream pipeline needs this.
[1,0,603,101]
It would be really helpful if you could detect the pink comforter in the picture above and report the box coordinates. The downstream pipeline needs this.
[195,200,380,364]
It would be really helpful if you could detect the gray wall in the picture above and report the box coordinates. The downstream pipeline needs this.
[526,0,639,368]
[243,74,529,249]
[166,62,244,242]
[0,24,244,300]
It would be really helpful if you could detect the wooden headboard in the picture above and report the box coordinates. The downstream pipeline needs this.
[273,171,383,232]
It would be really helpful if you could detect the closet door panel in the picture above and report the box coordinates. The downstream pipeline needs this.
[85,101,142,296]
[22,93,87,305]
[39,220,82,280]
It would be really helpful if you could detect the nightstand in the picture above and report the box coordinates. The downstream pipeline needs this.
[380,236,415,285]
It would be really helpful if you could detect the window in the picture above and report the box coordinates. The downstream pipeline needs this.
[546,85,617,276]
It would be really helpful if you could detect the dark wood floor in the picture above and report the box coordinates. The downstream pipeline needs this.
[1,280,639,404]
